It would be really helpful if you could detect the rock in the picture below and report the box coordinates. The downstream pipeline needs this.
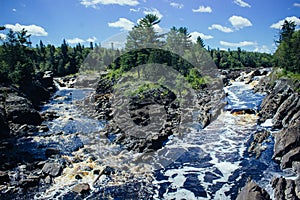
[20,81,51,108]
[45,148,60,158]
[72,183,90,194]
[258,79,293,124]
[280,146,300,169]
[272,93,300,129]
[38,124,49,132]
[248,130,270,158]
[272,177,299,200]
[236,180,270,200]
[0,171,9,184]
[0,98,9,138]
[20,176,40,189]
[42,163,62,177]
[273,120,300,159]
[5,94,42,125]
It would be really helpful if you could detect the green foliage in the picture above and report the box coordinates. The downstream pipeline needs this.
[273,20,300,74]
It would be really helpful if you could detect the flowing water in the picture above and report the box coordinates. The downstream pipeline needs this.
[22,81,284,199]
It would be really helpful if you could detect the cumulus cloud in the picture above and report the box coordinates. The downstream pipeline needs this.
[5,23,48,36]
[233,0,251,8]
[254,45,271,53]
[0,33,7,40]
[190,31,213,43]
[229,15,252,30]
[208,24,234,33]
[220,40,257,47]
[270,16,300,29]
[170,2,184,9]
[66,38,85,44]
[108,18,135,31]
[293,3,300,7]
[80,0,139,8]
[12,8,17,12]
[143,8,163,19]
[87,36,97,42]
[192,6,212,13]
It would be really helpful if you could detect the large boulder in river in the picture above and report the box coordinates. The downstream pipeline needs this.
[236,180,270,200]
[5,93,42,125]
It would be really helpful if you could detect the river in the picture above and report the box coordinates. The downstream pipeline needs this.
[25,80,283,199]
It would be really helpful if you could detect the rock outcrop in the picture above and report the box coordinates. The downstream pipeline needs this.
[236,180,270,200]
[249,75,300,200]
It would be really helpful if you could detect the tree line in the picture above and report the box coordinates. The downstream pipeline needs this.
[1,15,298,86]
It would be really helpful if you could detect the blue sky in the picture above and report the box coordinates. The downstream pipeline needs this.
[0,0,300,53]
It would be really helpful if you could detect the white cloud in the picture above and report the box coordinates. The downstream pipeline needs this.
[87,36,97,42]
[66,38,85,44]
[229,15,252,30]
[208,24,234,33]
[130,8,140,12]
[0,33,7,40]
[170,2,184,9]
[233,0,251,8]
[80,0,139,8]
[293,3,300,7]
[12,8,17,12]
[143,8,163,19]
[108,18,135,31]
[190,31,213,43]
[270,16,300,29]
[5,23,48,36]
[220,40,257,47]
[192,6,212,13]
[254,45,271,53]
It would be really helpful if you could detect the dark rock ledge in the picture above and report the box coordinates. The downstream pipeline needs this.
[238,76,300,200]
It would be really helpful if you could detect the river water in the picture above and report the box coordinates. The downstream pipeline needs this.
[29,81,283,199]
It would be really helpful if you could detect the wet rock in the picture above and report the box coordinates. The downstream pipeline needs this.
[72,183,90,194]
[75,174,83,180]
[0,171,9,184]
[45,148,60,158]
[38,124,49,132]
[20,176,40,189]
[236,180,270,200]
[248,130,270,158]
[42,162,62,177]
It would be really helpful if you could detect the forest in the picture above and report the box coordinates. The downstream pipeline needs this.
[0,14,299,87]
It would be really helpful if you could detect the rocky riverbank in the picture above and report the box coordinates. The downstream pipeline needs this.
[237,71,300,199]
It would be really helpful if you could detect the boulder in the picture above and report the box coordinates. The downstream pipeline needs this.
[42,163,62,177]
[5,94,42,125]
[236,180,270,200]
[72,183,90,194]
